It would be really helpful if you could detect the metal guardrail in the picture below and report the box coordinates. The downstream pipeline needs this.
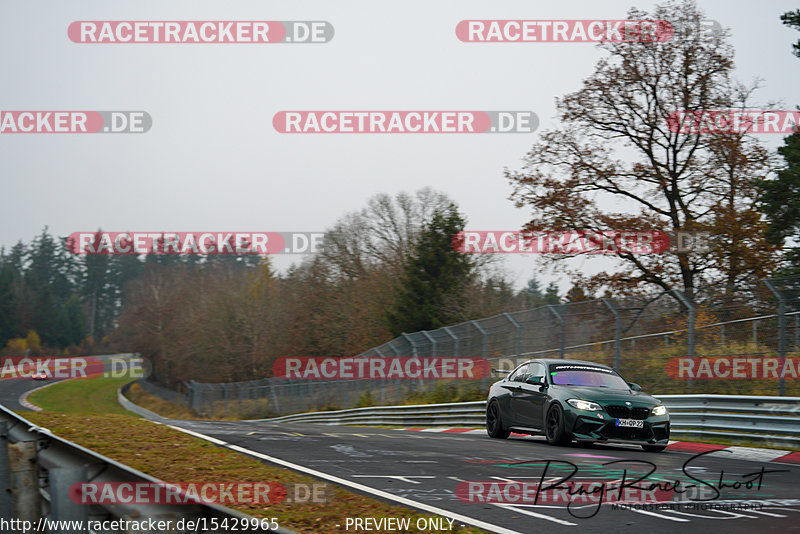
[262,395,800,449]
[0,404,295,533]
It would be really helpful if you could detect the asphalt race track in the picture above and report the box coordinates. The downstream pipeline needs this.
[1,374,798,534]
[166,419,800,534]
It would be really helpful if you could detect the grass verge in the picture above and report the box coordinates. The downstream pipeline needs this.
[21,378,488,534]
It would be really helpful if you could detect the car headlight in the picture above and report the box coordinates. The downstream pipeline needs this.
[652,405,668,416]
[567,399,602,411]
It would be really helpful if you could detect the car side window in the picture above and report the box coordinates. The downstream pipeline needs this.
[527,363,545,384]
[509,364,529,382]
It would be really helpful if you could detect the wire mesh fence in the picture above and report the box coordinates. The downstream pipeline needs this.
[139,275,800,418]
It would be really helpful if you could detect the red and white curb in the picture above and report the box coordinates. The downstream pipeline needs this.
[401,427,800,466]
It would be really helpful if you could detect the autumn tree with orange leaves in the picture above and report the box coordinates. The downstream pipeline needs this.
[506,0,779,299]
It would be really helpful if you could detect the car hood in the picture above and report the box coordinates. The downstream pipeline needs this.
[556,385,659,406]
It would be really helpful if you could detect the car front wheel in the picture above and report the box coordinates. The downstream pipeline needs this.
[545,404,571,446]
[486,401,510,439]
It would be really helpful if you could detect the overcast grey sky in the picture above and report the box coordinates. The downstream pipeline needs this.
[1,0,798,292]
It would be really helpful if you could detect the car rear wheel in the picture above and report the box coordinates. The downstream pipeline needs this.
[486,401,510,439]
[641,444,667,452]
[545,404,571,446]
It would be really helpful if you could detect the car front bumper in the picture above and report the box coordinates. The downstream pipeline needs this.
[568,412,670,444]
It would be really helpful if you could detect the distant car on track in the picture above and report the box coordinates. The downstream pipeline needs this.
[33,371,48,380]
[486,358,669,451]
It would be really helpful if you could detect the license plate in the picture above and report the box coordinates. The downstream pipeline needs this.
[616,419,644,428]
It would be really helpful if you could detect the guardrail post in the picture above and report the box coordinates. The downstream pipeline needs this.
[8,440,40,521]
[503,313,521,358]
[764,280,787,396]
[49,466,88,527]
[602,299,621,371]
[0,422,11,518]
[546,305,565,359]
[671,289,695,392]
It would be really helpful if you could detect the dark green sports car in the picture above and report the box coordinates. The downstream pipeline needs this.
[486,359,670,451]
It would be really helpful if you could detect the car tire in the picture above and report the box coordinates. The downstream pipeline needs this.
[641,444,667,452]
[486,401,510,439]
[545,404,571,446]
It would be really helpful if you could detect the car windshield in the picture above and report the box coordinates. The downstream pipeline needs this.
[549,364,630,389]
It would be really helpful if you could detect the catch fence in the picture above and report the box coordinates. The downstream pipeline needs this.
[140,276,800,417]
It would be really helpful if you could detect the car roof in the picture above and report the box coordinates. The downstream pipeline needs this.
[518,358,614,370]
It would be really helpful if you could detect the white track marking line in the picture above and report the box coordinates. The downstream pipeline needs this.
[166,424,524,534]
[750,509,787,517]
[490,504,577,526]
[626,507,690,521]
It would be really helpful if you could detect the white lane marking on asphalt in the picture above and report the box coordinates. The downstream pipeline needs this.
[626,507,690,522]
[704,509,760,519]
[405,460,437,463]
[167,424,229,446]
[706,446,790,463]
[660,510,717,520]
[165,424,524,534]
[352,475,435,484]
[490,504,577,526]
[749,509,787,517]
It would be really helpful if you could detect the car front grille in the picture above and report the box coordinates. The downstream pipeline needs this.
[604,405,651,420]
[601,424,654,441]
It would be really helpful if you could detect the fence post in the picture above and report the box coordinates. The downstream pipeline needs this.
[547,305,565,359]
[471,321,489,389]
[602,299,621,371]
[671,289,695,392]
[503,313,522,358]
[402,334,424,393]
[421,331,436,358]
[375,347,387,404]
[443,327,459,357]
[0,422,11,519]
[764,280,787,396]
[8,441,40,521]
[49,466,88,526]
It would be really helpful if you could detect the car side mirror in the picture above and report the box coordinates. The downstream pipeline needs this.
[526,376,545,386]
[628,382,642,391]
